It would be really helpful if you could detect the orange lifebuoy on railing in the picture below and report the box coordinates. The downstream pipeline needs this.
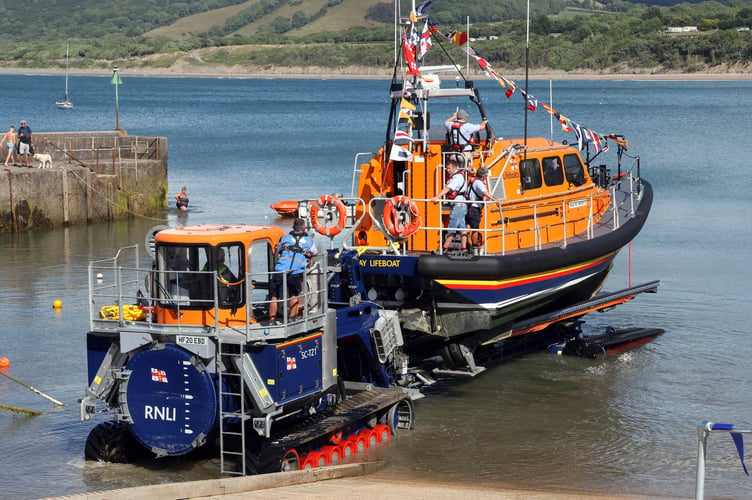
[382,195,422,239]
[310,194,347,237]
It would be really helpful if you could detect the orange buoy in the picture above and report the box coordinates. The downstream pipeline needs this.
[0,357,9,368]
[53,299,62,309]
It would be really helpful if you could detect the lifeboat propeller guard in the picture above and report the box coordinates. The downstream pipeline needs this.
[309,194,347,237]
[382,195,422,240]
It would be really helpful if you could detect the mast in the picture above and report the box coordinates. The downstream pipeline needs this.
[523,0,530,147]
[64,44,69,100]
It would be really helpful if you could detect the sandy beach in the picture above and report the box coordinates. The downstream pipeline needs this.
[1,63,750,81]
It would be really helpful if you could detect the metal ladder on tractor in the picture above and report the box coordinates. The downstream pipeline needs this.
[217,333,249,475]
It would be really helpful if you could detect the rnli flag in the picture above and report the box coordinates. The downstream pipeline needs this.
[151,368,168,383]
[286,356,297,370]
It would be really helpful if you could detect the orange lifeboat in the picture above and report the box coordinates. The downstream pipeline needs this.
[270,200,298,217]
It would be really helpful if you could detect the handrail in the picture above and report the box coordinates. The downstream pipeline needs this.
[696,421,752,500]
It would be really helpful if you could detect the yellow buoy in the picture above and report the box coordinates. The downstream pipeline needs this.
[53,300,63,309]
[0,357,9,368]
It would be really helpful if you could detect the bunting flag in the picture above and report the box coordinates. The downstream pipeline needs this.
[402,33,420,76]
[446,30,468,47]
[389,144,413,162]
[429,27,620,152]
[521,90,538,112]
[731,432,750,476]
[402,80,415,97]
[415,0,432,17]
[399,110,414,126]
[400,97,416,111]
[555,113,571,133]
[394,130,414,143]
[418,20,433,60]
[607,134,628,150]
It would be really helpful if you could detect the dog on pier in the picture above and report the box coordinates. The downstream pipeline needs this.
[33,153,52,169]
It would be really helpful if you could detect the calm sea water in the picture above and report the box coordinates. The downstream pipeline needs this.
[0,74,750,499]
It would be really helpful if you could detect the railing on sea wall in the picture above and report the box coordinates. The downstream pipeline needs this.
[40,135,162,175]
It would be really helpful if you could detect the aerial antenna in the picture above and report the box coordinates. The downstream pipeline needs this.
[523,0,530,147]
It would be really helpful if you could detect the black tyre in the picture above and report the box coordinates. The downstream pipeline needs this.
[84,421,141,463]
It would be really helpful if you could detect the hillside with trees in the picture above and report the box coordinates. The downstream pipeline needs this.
[0,0,750,75]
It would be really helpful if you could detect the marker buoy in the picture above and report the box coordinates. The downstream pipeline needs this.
[53,300,62,309]
[0,357,9,368]
[96,273,104,280]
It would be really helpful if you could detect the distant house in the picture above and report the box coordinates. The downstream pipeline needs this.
[666,26,698,33]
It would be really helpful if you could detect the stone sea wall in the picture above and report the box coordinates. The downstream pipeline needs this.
[0,131,167,233]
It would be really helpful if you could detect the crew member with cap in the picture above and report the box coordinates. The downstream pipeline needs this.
[464,166,500,250]
[444,109,488,169]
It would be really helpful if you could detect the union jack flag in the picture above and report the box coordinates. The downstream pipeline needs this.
[151,368,168,383]
[286,356,297,370]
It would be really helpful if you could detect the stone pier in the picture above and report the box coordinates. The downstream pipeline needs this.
[0,131,167,233]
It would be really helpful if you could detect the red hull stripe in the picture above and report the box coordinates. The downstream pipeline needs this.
[276,331,323,349]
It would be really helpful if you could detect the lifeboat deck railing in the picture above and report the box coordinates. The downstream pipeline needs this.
[88,248,328,342]
[357,168,641,256]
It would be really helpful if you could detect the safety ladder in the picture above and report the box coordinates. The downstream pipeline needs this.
[217,333,249,476]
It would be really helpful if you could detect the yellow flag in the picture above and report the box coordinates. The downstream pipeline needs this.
[399,110,414,126]
[400,98,416,111]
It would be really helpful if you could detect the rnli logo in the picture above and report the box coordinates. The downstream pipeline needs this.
[286,356,297,370]
[151,368,168,383]
[368,259,400,268]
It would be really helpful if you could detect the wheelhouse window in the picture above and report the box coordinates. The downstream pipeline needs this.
[156,244,245,310]
[563,154,587,187]
[520,158,542,190]
[542,156,564,186]
[248,239,275,321]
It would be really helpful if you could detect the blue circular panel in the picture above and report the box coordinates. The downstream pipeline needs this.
[125,343,216,456]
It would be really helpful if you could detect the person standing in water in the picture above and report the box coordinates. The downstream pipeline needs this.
[174,187,189,210]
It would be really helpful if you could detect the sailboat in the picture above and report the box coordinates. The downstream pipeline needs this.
[55,44,73,109]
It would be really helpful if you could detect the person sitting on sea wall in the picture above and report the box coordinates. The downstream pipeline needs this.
[174,187,189,210]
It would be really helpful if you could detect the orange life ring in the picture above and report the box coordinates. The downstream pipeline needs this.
[309,194,347,237]
[383,195,421,239]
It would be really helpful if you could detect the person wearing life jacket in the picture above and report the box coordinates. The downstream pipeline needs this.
[463,166,500,250]
[444,109,488,169]
[174,187,189,210]
[269,218,318,323]
[429,159,468,254]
